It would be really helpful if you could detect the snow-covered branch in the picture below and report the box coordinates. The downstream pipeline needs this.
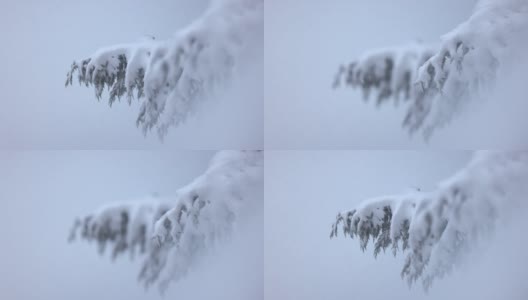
[331,151,528,291]
[334,43,435,107]
[335,0,528,139]
[69,150,263,293]
[66,0,263,138]
[139,150,263,291]
[68,196,172,260]
[412,0,528,138]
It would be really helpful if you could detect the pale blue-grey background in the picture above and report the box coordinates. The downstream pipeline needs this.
[0,0,263,149]
[0,151,263,300]
[264,0,528,149]
[265,151,528,299]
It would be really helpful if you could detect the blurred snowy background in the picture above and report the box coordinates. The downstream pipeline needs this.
[0,151,263,300]
[265,151,528,300]
[265,0,528,149]
[0,0,263,149]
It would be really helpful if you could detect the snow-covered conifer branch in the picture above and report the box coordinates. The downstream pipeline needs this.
[331,151,528,291]
[68,196,172,260]
[66,0,263,138]
[138,150,263,292]
[69,150,263,293]
[334,43,435,107]
[335,0,528,139]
